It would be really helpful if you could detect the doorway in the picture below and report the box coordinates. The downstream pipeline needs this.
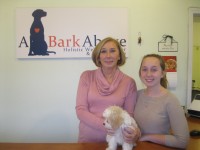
[187,8,200,108]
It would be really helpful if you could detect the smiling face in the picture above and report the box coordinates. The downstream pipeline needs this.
[99,41,120,70]
[140,57,165,88]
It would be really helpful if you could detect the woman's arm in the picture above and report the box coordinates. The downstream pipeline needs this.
[139,134,165,145]
[122,78,139,143]
[76,71,105,131]
[164,97,189,148]
[123,78,137,117]
[139,95,189,149]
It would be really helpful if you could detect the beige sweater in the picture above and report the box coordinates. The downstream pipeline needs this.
[134,89,189,148]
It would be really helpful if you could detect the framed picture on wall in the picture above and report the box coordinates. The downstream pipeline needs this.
[162,56,177,88]
[162,56,177,72]
[158,35,178,52]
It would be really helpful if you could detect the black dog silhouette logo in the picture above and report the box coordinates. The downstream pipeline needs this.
[28,9,56,56]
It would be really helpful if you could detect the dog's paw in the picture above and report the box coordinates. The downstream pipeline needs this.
[106,148,116,150]
[122,143,134,150]
[106,146,117,150]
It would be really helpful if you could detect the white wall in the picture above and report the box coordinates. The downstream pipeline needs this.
[1,0,200,143]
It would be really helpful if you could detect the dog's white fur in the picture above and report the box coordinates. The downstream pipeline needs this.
[103,106,137,150]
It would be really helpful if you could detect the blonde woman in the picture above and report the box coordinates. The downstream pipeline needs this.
[76,37,138,143]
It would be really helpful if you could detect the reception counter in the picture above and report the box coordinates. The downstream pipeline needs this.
[0,116,199,150]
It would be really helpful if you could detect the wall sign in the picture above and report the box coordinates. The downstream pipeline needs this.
[16,8,129,58]
[158,35,178,52]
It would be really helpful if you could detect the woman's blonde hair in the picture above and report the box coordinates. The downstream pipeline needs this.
[139,53,168,88]
[92,37,126,67]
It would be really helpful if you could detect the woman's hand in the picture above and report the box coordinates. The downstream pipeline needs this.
[122,126,141,143]
[106,128,115,136]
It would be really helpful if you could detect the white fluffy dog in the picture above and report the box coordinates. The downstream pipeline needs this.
[103,106,138,150]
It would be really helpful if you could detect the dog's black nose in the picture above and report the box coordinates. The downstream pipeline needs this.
[103,123,105,126]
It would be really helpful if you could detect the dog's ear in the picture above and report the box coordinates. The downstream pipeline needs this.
[110,113,123,130]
